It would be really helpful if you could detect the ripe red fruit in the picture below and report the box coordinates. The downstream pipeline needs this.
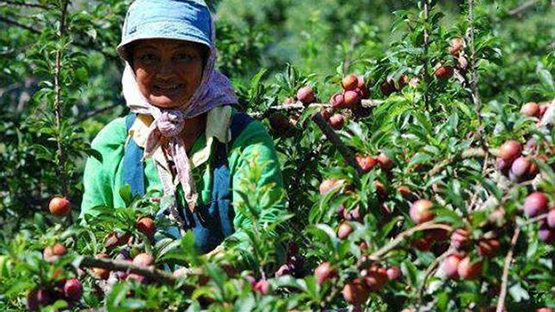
[337,222,354,239]
[434,66,454,80]
[274,264,291,277]
[268,113,292,133]
[342,74,359,91]
[398,186,413,199]
[43,243,67,261]
[409,199,434,224]
[364,266,388,291]
[319,179,342,195]
[104,232,131,249]
[253,279,270,295]
[457,257,482,280]
[63,278,83,302]
[374,181,387,199]
[342,278,370,305]
[330,93,345,110]
[92,253,110,280]
[133,253,155,267]
[536,308,553,312]
[449,37,465,56]
[477,238,501,258]
[137,217,155,239]
[538,222,555,244]
[380,80,395,96]
[412,236,433,251]
[450,229,470,250]
[343,205,363,222]
[523,192,549,218]
[386,266,401,281]
[457,56,468,70]
[439,254,462,279]
[356,154,377,173]
[328,114,345,130]
[296,86,316,105]
[49,196,71,216]
[343,90,360,108]
[538,104,550,118]
[27,289,39,311]
[547,209,555,229]
[498,140,522,163]
[377,153,393,170]
[520,102,540,118]
[509,157,537,182]
[356,75,370,99]
[35,289,53,306]
[314,262,338,285]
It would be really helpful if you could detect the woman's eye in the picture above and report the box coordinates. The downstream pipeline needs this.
[138,53,156,62]
[174,54,197,62]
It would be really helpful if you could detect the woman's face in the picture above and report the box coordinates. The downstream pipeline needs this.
[131,38,205,109]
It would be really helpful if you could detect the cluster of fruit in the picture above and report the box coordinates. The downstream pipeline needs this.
[26,243,82,310]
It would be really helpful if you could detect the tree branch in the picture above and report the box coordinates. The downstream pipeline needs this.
[78,256,182,286]
[496,226,520,312]
[367,221,453,261]
[73,102,121,124]
[508,0,539,17]
[0,15,41,34]
[311,111,365,175]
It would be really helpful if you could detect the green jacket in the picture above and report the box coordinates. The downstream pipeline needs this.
[80,111,285,244]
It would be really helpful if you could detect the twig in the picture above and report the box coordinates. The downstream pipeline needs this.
[422,0,431,109]
[508,0,539,16]
[250,99,381,119]
[0,15,40,34]
[54,0,70,203]
[311,111,364,175]
[78,256,187,287]
[468,0,489,155]
[416,248,454,308]
[426,147,487,177]
[495,226,521,312]
[367,221,453,261]
[73,103,121,124]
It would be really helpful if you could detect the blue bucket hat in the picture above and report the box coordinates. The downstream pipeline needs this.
[117,0,212,61]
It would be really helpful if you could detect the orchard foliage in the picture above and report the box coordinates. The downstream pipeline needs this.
[1,0,555,311]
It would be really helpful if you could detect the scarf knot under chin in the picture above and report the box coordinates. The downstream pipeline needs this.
[157,111,186,137]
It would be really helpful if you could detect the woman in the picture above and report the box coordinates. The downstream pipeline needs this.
[80,0,285,255]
